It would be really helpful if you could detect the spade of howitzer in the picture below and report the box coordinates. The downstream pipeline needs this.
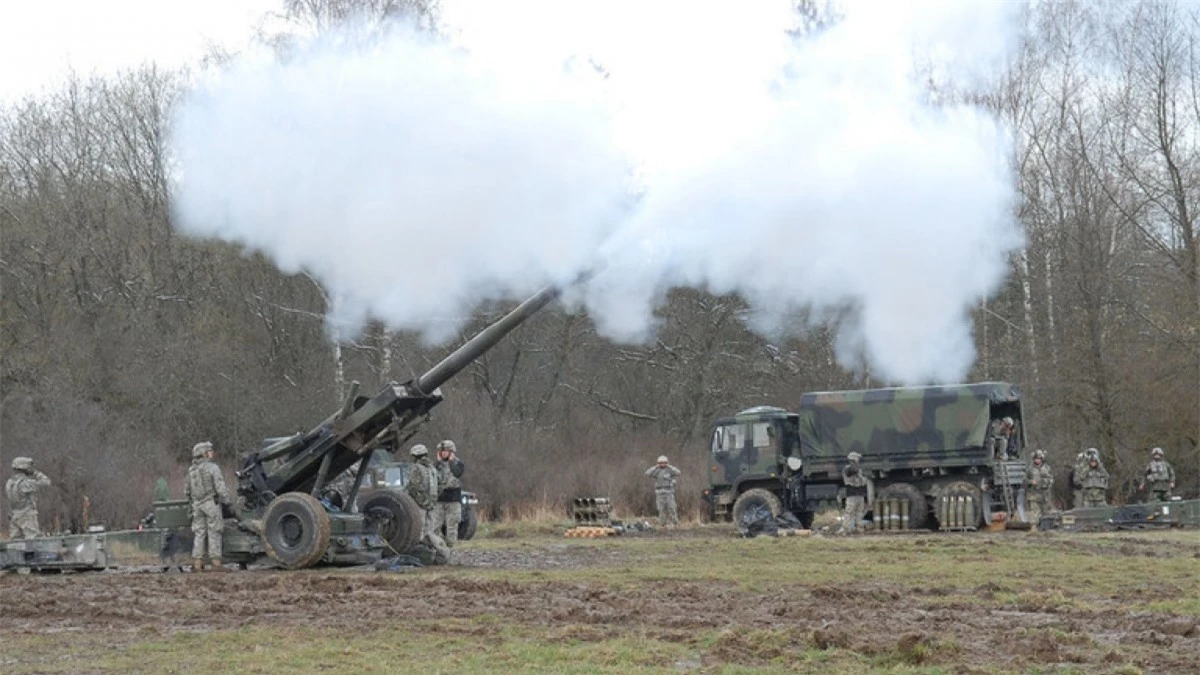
[233,278,582,568]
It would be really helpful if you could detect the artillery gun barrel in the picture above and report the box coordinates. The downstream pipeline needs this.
[416,283,563,394]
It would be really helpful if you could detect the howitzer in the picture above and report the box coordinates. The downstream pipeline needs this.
[236,282,569,568]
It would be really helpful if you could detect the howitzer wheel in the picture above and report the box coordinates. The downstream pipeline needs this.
[732,488,783,536]
[263,492,332,569]
[362,491,423,554]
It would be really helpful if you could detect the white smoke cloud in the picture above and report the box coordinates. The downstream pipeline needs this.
[170,0,1023,383]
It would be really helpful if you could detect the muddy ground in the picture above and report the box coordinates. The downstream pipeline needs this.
[2,529,1198,673]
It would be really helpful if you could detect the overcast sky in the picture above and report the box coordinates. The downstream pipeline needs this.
[0,0,280,100]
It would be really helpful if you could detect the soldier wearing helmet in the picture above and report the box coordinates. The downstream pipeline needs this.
[1139,447,1176,502]
[185,441,231,571]
[840,452,868,534]
[5,456,52,539]
[432,440,466,547]
[1023,449,1054,527]
[989,417,1018,460]
[1069,448,1093,508]
[645,455,682,528]
[406,444,451,563]
[1078,448,1109,508]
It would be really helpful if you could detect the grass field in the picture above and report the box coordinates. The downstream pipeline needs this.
[2,524,1198,674]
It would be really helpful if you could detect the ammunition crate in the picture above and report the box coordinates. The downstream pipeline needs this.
[153,500,192,528]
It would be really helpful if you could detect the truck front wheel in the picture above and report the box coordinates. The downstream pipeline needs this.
[732,488,782,535]
[457,504,478,541]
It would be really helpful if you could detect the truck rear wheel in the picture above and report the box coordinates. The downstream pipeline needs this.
[935,481,984,529]
[362,491,424,554]
[876,483,929,530]
[732,488,782,535]
[263,493,332,569]
[457,504,478,541]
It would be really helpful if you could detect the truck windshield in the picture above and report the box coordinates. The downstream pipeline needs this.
[712,424,746,454]
[712,422,773,454]
[383,466,409,488]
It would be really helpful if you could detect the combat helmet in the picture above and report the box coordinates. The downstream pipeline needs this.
[847,452,862,462]
[657,455,669,463]
[1032,449,1046,461]
[1085,447,1100,461]
[437,440,457,453]
[11,456,33,471]
[192,441,213,459]
[1151,447,1164,458]
[410,444,429,457]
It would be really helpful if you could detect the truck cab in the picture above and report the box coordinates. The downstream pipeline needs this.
[704,406,807,526]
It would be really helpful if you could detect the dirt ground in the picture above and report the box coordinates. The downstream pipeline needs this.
[2,528,1199,673]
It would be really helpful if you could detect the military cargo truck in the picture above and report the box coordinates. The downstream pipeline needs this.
[704,382,1028,531]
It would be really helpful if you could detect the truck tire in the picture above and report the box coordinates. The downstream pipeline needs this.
[362,490,423,554]
[457,504,478,541]
[263,492,332,569]
[876,483,929,530]
[732,488,782,535]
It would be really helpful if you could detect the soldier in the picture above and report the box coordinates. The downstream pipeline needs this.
[1139,447,1176,502]
[1070,449,1091,509]
[5,457,52,539]
[324,461,360,509]
[185,441,232,572]
[1078,448,1109,508]
[645,455,681,527]
[432,440,465,547]
[1024,449,1054,527]
[989,417,1017,459]
[840,452,868,533]
[406,444,451,564]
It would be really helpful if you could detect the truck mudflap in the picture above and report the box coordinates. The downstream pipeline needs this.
[1038,499,1200,532]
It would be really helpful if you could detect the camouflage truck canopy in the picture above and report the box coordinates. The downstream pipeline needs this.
[797,382,1022,470]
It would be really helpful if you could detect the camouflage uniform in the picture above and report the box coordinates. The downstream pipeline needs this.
[406,445,451,564]
[841,452,868,533]
[1071,450,1091,509]
[185,442,231,567]
[5,457,52,539]
[989,417,1018,459]
[1079,453,1109,508]
[1024,451,1053,526]
[645,455,681,526]
[1141,449,1176,502]
[432,440,465,547]
[325,461,361,509]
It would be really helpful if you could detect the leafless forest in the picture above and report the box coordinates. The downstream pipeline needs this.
[1,1,1197,530]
